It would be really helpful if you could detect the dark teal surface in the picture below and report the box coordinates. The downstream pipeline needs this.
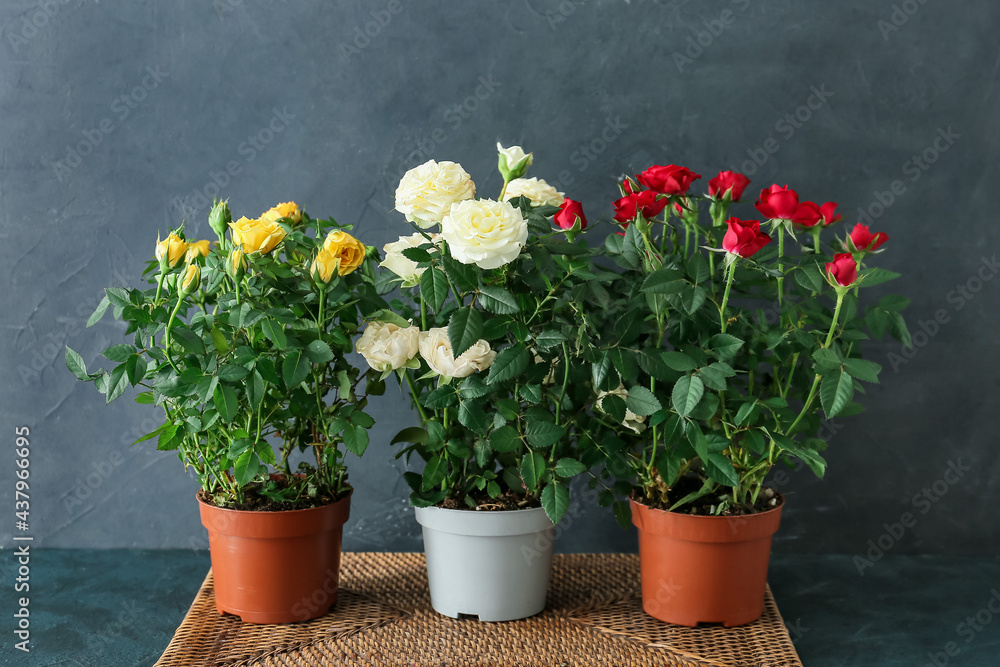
[5,550,999,666]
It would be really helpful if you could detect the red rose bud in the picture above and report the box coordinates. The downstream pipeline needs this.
[755,184,801,220]
[613,188,667,223]
[636,164,702,195]
[819,202,842,226]
[792,201,823,228]
[849,223,889,251]
[723,217,771,258]
[554,198,587,230]
[708,170,751,202]
[826,252,858,286]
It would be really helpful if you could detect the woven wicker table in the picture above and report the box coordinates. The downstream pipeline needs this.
[155,552,803,666]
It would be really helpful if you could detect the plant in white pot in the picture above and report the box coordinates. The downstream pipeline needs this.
[356,145,606,621]
[587,165,909,626]
[66,200,388,623]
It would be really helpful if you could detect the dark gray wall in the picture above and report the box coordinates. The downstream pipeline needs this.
[2,0,997,558]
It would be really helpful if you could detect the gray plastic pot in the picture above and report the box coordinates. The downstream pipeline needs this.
[414,505,555,622]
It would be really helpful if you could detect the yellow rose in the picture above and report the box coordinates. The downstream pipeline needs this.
[184,240,211,263]
[262,201,301,223]
[322,230,366,276]
[229,216,286,255]
[179,264,201,296]
[155,232,188,268]
[228,248,247,279]
[311,247,339,284]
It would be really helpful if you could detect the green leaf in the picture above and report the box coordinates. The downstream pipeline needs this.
[344,425,370,457]
[261,319,287,349]
[520,451,546,492]
[541,482,570,524]
[478,285,520,314]
[171,327,205,355]
[641,268,685,294]
[391,426,428,445]
[104,287,131,308]
[458,401,490,435]
[681,285,707,315]
[442,255,478,291]
[533,330,566,350]
[419,267,448,312]
[125,354,146,386]
[661,351,698,372]
[213,384,238,422]
[708,333,743,359]
[591,350,613,388]
[686,253,710,283]
[234,450,262,486]
[525,420,565,449]
[600,393,626,423]
[217,364,251,383]
[820,370,854,418]
[703,453,739,486]
[401,246,433,263]
[671,375,704,417]
[106,365,129,403]
[305,340,334,363]
[65,347,89,381]
[859,268,901,287]
[772,433,827,478]
[555,458,587,478]
[812,348,843,372]
[87,296,111,327]
[422,386,457,409]
[734,400,760,426]
[625,385,661,417]
[282,350,311,388]
[135,391,154,405]
[490,425,521,453]
[843,358,882,383]
[448,307,483,357]
[486,345,530,385]
[156,423,181,451]
[256,442,277,466]
[879,294,910,312]
[421,455,446,491]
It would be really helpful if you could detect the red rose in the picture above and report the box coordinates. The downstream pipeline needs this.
[613,188,667,223]
[849,223,888,251]
[636,164,702,195]
[553,198,587,230]
[708,171,751,202]
[755,184,801,220]
[825,252,858,286]
[723,217,771,258]
[792,201,823,228]
[819,202,842,226]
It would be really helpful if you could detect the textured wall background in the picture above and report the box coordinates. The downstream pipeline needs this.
[1,0,997,557]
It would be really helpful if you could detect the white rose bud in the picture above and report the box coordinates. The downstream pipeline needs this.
[596,385,647,435]
[355,322,420,372]
[394,160,476,228]
[380,233,439,287]
[418,327,496,378]
[497,142,533,181]
[441,199,528,270]
[503,177,565,208]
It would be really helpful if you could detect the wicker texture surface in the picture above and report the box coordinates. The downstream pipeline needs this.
[155,552,803,667]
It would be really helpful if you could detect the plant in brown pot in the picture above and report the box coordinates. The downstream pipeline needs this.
[66,200,388,623]
[587,165,908,626]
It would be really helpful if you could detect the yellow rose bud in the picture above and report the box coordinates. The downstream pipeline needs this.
[322,230,366,276]
[228,248,247,280]
[178,263,200,296]
[262,201,301,223]
[155,232,189,268]
[229,216,287,255]
[310,247,339,284]
[184,240,211,263]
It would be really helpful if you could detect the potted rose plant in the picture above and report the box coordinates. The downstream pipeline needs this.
[355,145,605,621]
[66,200,386,623]
[587,165,909,626]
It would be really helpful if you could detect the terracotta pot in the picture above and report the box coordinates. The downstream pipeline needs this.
[630,496,782,627]
[198,490,351,624]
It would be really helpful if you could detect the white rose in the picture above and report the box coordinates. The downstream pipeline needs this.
[380,233,439,287]
[418,327,496,378]
[441,199,528,270]
[355,322,420,372]
[394,160,476,228]
[503,177,565,208]
[596,385,647,435]
[497,142,533,177]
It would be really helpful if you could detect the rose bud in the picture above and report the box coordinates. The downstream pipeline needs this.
[825,252,858,287]
[636,164,702,195]
[755,184,801,221]
[848,223,889,252]
[553,198,587,231]
[228,248,247,281]
[819,202,842,226]
[178,263,201,297]
[497,142,533,181]
[155,232,188,270]
[708,170,751,202]
[613,188,667,223]
[723,217,771,258]
[311,247,339,285]
[208,199,232,239]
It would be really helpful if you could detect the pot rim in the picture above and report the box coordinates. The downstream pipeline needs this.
[414,504,554,537]
[628,491,785,520]
[196,485,353,516]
